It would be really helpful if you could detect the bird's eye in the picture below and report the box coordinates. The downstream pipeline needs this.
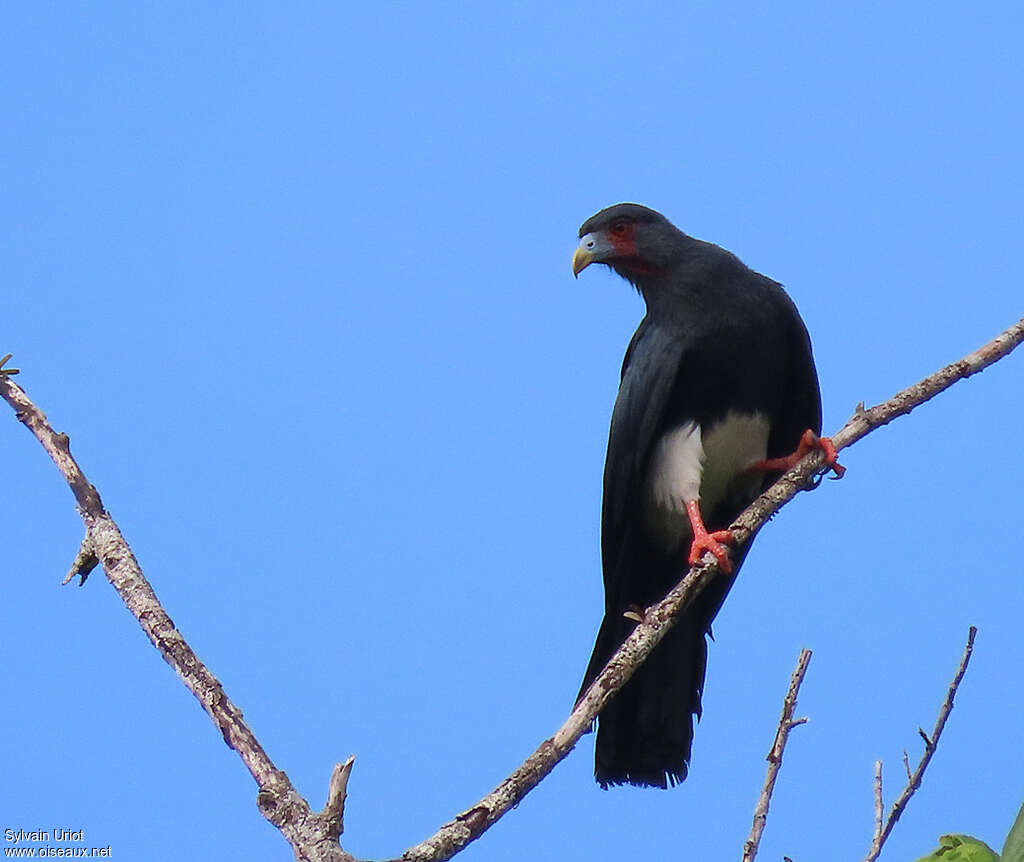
[610,221,628,235]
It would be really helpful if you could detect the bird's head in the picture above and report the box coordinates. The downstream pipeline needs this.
[572,203,684,281]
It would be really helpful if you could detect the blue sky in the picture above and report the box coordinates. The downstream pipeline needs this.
[2,3,1022,860]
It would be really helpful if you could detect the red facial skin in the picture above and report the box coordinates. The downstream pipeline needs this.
[608,220,637,254]
[605,221,660,277]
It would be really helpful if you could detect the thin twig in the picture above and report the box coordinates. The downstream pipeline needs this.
[740,649,813,862]
[873,761,883,849]
[863,626,978,862]
[0,353,19,376]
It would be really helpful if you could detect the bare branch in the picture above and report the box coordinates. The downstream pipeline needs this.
[830,318,1024,453]
[863,626,978,862]
[741,648,813,862]
[321,757,357,841]
[873,761,883,849]
[2,313,1020,862]
[0,373,354,862]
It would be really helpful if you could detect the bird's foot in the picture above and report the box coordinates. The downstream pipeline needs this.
[684,499,735,573]
[815,434,845,478]
[747,429,845,479]
[687,529,736,574]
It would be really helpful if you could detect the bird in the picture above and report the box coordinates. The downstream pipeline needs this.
[572,203,841,789]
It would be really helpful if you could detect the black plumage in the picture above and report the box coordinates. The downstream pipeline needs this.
[573,203,830,788]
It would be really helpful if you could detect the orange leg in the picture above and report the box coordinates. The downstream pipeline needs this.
[748,429,846,479]
[684,500,735,574]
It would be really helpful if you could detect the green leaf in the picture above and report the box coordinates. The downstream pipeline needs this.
[912,834,1000,862]
[1002,801,1024,862]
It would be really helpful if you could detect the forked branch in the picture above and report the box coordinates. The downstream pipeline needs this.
[740,649,812,862]
[863,627,978,862]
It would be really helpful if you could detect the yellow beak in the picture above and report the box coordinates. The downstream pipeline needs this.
[572,246,594,278]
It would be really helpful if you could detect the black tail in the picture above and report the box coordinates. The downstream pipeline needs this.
[578,613,708,788]
[578,533,750,788]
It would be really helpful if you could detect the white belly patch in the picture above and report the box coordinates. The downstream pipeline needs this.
[643,412,770,549]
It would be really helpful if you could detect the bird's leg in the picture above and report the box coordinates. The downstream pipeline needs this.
[747,429,845,478]
[684,500,735,574]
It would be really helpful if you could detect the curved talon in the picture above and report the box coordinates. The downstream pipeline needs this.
[747,428,845,479]
[816,435,845,478]
[688,529,736,574]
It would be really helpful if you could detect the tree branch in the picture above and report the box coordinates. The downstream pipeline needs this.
[741,648,812,862]
[0,374,354,862]
[2,314,1020,862]
[322,756,357,842]
[863,626,978,862]
[872,761,884,850]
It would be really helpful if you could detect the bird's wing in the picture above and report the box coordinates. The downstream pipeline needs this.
[769,307,823,456]
[600,318,687,605]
